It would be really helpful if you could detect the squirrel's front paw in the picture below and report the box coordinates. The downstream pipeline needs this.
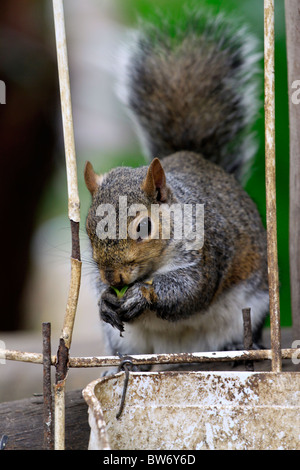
[118,282,152,322]
[100,289,124,333]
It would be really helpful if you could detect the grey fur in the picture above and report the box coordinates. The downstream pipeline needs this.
[85,9,268,360]
[117,9,261,183]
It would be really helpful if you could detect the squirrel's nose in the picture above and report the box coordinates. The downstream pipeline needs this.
[105,269,123,287]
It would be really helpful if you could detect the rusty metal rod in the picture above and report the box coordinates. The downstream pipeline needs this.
[67,349,294,367]
[242,308,253,350]
[242,308,254,371]
[42,322,54,450]
[0,349,46,364]
[0,347,297,367]
[264,0,282,372]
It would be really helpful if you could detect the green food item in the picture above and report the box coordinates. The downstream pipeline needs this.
[111,285,129,298]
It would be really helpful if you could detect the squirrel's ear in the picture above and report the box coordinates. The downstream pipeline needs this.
[142,158,168,202]
[84,161,103,195]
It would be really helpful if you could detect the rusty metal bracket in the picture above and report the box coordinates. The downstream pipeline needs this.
[116,358,134,420]
[42,322,54,450]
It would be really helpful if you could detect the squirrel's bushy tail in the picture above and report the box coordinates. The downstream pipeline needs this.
[117,8,261,183]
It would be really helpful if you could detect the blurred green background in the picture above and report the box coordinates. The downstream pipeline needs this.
[0,0,291,331]
[43,0,291,326]
[117,0,291,327]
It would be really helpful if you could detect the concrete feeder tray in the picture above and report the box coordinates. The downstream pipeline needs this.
[83,370,300,450]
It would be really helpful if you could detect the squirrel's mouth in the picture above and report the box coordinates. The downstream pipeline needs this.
[100,258,155,287]
[102,270,125,287]
[100,267,138,287]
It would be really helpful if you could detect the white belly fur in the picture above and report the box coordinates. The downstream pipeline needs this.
[103,282,269,356]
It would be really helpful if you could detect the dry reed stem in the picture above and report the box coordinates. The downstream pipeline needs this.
[61,258,82,350]
[52,0,79,223]
[52,0,82,450]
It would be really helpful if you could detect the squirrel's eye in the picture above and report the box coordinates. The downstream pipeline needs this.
[137,217,152,240]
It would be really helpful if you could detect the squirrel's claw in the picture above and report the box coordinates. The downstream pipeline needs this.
[102,289,121,307]
[117,283,149,321]
[100,295,124,333]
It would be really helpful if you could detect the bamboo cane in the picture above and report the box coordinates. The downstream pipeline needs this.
[52,0,82,450]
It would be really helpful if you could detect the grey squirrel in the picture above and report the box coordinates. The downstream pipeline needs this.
[84,8,268,360]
